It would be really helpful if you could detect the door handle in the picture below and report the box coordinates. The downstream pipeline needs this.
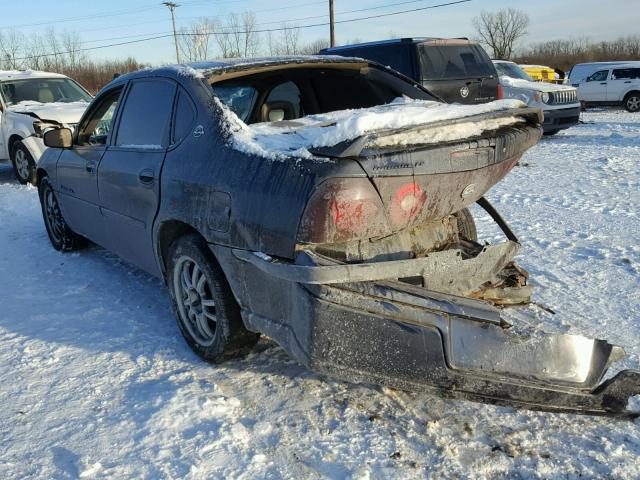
[85,160,96,174]
[138,168,155,185]
[624,81,632,84]
[600,82,607,85]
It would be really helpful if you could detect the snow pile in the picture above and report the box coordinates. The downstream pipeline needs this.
[0,110,638,478]
[220,97,528,159]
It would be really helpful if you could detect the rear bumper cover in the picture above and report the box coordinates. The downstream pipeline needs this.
[542,106,581,132]
[223,244,640,417]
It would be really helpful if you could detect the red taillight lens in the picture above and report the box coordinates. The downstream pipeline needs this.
[497,84,504,99]
[389,182,426,225]
[297,178,392,244]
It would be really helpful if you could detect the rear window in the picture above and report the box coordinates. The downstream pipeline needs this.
[418,44,495,80]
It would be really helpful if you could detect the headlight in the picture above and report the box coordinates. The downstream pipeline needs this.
[541,92,550,104]
[32,120,61,137]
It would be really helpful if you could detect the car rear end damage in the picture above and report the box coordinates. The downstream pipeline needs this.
[219,202,639,417]
[211,114,638,416]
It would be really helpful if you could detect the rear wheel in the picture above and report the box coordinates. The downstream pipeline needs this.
[11,142,36,185]
[167,234,259,362]
[454,207,478,242]
[544,129,560,136]
[39,178,86,251]
[624,92,640,112]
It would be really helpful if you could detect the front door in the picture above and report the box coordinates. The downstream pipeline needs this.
[579,70,609,102]
[56,87,123,244]
[98,78,177,275]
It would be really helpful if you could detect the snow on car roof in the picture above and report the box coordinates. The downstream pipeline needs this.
[0,70,69,81]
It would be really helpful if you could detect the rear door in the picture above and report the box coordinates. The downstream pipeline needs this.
[579,70,609,101]
[97,77,177,275]
[418,42,498,104]
[608,68,639,101]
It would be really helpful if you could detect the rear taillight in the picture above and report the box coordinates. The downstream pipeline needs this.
[497,84,504,99]
[389,182,426,226]
[297,178,392,244]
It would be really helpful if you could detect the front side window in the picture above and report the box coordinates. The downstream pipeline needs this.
[0,78,91,106]
[77,88,122,146]
[588,70,609,82]
[115,79,176,148]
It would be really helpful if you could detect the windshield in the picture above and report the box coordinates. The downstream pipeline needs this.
[494,62,533,81]
[418,43,495,80]
[0,77,91,106]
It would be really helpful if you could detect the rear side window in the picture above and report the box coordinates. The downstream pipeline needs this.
[116,79,176,148]
[341,45,413,76]
[211,85,258,122]
[173,89,196,143]
[612,68,640,80]
[418,44,494,80]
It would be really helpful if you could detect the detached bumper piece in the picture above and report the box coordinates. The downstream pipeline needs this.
[233,243,640,417]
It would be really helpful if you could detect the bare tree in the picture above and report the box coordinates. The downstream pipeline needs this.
[0,30,25,69]
[180,18,216,61]
[473,8,530,59]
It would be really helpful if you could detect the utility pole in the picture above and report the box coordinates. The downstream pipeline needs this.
[163,2,181,63]
[329,0,335,47]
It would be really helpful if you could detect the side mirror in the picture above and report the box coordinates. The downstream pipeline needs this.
[44,128,73,148]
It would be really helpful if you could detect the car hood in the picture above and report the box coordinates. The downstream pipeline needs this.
[220,97,534,160]
[499,76,576,93]
[7,101,89,124]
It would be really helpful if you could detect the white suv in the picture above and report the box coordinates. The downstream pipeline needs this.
[0,70,91,184]
[577,64,640,112]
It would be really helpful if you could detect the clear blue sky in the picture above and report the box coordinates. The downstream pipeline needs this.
[0,0,637,64]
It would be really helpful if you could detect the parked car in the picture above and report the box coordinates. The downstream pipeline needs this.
[519,64,557,83]
[0,70,92,184]
[494,60,580,134]
[320,38,500,104]
[577,63,640,112]
[566,61,639,87]
[35,57,640,416]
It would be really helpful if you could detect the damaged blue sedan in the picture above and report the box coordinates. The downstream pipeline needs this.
[36,57,639,416]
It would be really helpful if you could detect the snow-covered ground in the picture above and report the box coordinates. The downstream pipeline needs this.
[0,110,638,479]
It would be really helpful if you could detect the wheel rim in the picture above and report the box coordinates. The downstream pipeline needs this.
[627,96,640,112]
[173,255,217,346]
[15,149,30,180]
[43,187,65,244]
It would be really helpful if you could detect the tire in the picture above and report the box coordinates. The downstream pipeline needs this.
[454,207,478,242]
[623,92,640,112]
[11,141,36,185]
[544,129,560,136]
[167,234,259,362]
[38,178,86,251]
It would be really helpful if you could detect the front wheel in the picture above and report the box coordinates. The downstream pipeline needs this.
[167,234,259,362]
[11,142,36,185]
[624,92,640,112]
[39,178,86,251]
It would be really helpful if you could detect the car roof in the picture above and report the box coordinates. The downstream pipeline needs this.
[108,55,388,86]
[0,70,69,81]
[322,37,475,51]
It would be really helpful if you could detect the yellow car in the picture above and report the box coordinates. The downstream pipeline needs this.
[519,64,557,83]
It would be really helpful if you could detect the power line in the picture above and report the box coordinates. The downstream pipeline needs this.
[10,0,472,63]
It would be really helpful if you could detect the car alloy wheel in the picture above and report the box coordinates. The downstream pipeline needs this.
[14,148,31,182]
[173,255,218,347]
[626,95,640,112]
[43,187,66,245]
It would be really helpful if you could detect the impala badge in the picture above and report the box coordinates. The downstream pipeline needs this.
[193,125,205,138]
